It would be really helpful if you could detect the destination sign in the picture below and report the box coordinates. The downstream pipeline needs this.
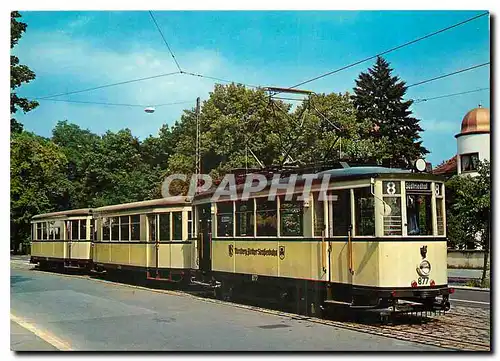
[405,181,431,193]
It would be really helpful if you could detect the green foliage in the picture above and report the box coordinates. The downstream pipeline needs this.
[10,132,70,251]
[352,56,428,168]
[11,11,38,133]
[445,160,490,282]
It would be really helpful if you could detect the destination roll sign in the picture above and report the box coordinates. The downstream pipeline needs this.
[405,181,431,193]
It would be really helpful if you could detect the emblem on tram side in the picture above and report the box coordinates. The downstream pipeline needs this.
[228,244,234,257]
[420,245,427,259]
[279,246,285,260]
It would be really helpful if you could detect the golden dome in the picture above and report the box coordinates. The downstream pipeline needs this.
[456,106,490,137]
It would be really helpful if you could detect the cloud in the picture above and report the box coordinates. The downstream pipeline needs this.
[421,120,457,133]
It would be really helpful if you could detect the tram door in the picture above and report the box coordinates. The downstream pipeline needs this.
[197,204,212,273]
[327,190,354,289]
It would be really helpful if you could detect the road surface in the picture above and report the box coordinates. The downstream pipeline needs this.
[11,262,446,351]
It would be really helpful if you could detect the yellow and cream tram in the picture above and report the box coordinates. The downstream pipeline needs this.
[191,165,451,316]
[92,197,194,282]
[30,208,94,270]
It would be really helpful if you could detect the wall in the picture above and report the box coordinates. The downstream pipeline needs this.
[447,249,489,269]
[456,132,490,176]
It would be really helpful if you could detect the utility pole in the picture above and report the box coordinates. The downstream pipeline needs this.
[195,97,201,194]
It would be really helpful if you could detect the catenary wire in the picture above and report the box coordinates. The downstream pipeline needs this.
[280,11,489,93]
[182,71,260,88]
[33,98,194,108]
[36,71,181,99]
[148,11,183,73]
[406,62,489,88]
[412,87,489,103]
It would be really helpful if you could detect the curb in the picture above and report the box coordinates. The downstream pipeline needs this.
[452,285,490,292]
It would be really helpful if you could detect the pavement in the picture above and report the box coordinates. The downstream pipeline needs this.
[11,264,446,351]
[448,268,484,279]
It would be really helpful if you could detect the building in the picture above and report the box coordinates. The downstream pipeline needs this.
[433,105,490,177]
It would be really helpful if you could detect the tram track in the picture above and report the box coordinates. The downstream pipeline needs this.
[15,263,490,351]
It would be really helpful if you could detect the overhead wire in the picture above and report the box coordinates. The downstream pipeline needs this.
[279,11,489,93]
[36,71,181,99]
[148,11,183,73]
[412,87,489,103]
[33,98,194,108]
[182,71,259,88]
[406,62,489,88]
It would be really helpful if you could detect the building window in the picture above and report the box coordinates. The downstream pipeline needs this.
[382,181,402,236]
[102,218,110,241]
[256,198,277,236]
[461,152,479,173]
[120,216,129,241]
[236,200,254,237]
[130,215,140,241]
[172,211,183,240]
[216,202,234,237]
[279,196,303,237]
[330,190,351,236]
[159,213,170,241]
[354,187,375,236]
[111,217,120,241]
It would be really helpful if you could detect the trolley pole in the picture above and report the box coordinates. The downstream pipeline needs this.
[195,97,201,194]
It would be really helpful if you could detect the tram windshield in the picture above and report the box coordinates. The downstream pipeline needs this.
[406,194,432,235]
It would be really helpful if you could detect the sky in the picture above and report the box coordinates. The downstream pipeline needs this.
[12,10,490,167]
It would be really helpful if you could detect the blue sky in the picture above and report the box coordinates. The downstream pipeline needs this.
[13,10,490,166]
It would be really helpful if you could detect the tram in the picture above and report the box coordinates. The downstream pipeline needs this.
[30,208,94,270]
[191,165,452,316]
[92,196,194,282]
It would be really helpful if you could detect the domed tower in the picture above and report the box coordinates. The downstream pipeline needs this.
[455,105,490,176]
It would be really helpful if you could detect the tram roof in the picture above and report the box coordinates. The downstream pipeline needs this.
[194,165,444,199]
[32,208,93,220]
[93,196,191,213]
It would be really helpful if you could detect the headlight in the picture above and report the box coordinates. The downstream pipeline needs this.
[417,260,431,276]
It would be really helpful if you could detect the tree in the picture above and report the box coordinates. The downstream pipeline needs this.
[445,160,490,285]
[11,11,38,133]
[352,56,428,168]
[10,132,70,252]
[287,92,391,165]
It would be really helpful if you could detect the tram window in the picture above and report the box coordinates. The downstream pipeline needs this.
[130,215,140,240]
[313,193,325,237]
[120,216,129,241]
[217,202,234,237]
[383,197,402,235]
[159,213,170,241]
[148,215,157,242]
[80,220,87,240]
[436,198,445,235]
[36,223,42,240]
[102,218,110,241]
[187,211,194,239]
[111,217,120,241]
[236,200,254,237]
[53,221,62,240]
[43,222,48,240]
[279,196,303,237]
[173,212,183,240]
[406,194,433,235]
[331,190,351,236]
[354,188,375,236]
[256,198,277,236]
[48,221,55,240]
[70,220,79,240]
